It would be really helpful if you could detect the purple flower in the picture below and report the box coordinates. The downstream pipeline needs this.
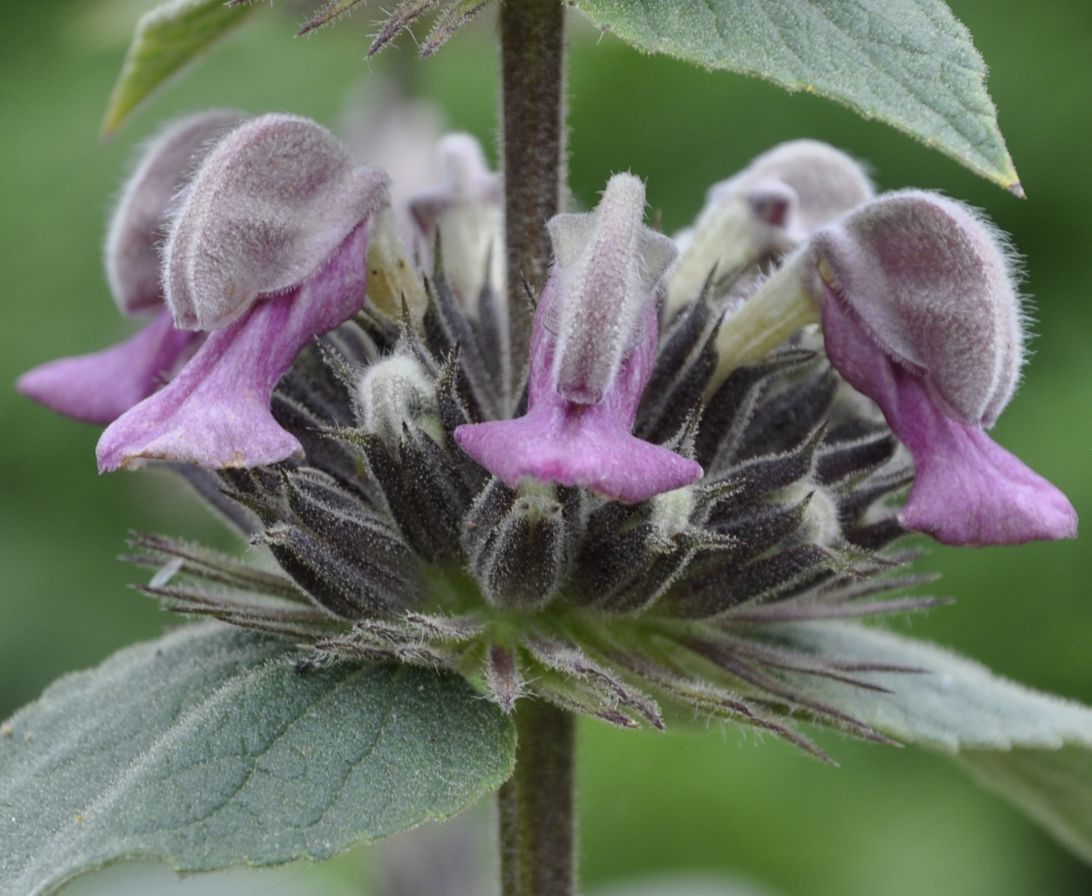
[97,114,389,471]
[809,191,1076,545]
[716,190,1077,546]
[17,111,243,423]
[16,311,195,424]
[97,225,370,470]
[455,174,703,502]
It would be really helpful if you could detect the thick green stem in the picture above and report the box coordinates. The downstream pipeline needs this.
[498,700,576,896]
[500,0,565,400]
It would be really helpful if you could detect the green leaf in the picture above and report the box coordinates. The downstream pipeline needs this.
[570,0,1021,193]
[958,746,1092,865]
[774,622,1092,750]
[0,624,515,896]
[102,0,258,136]
[771,622,1092,862]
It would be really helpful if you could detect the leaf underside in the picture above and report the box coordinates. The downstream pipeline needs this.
[570,0,1021,193]
[772,622,1092,864]
[102,0,258,136]
[0,624,515,896]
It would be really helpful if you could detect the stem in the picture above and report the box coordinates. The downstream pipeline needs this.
[497,7,572,889]
[500,0,566,401]
[498,700,576,896]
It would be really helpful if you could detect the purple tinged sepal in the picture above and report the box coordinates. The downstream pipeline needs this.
[97,225,370,471]
[811,191,1076,545]
[164,114,389,332]
[16,311,198,424]
[455,174,702,503]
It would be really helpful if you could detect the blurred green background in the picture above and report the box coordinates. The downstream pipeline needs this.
[1,1,1089,894]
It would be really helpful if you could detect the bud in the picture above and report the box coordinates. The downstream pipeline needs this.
[468,482,571,609]
[357,354,442,447]
[669,140,872,312]
[455,174,702,503]
[408,133,504,315]
[165,113,389,331]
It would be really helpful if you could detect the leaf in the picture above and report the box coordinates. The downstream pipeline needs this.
[772,622,1092,750]
[102,0,258,136]
[957,746,1092,865]
[769,622,1092,863]
[0,624,515,896]
[570,0,1021,193]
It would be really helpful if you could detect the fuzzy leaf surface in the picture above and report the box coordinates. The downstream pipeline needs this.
[0,624,515,896]
[570,0,1020,192]
[102,0,257,135]
[775,622,1092,749]
[773,622,1092,863]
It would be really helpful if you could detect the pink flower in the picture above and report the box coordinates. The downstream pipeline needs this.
[805,191,1076,545]
[97,114,389,471]
[17,111,243,423]
[455,174,702,502]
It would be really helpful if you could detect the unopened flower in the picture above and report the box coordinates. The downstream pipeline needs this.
[97,114,389,471]
[668,140,873,314]
[710,190,1077,546]
[16,111,243,423]
[455,173,702,503]
[409,133,504,316]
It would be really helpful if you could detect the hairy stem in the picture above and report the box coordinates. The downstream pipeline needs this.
[498,700,576,896]
[500,0,565,403]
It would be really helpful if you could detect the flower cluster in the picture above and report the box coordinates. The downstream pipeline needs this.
[18,112,1076,754]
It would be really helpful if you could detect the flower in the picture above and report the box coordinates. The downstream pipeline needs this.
[16,111,243,423]
[408,132,504,316]
[709,190,1077,546]
[667,139,873,315]
[455,173,703,503]
[23,123,1078,753]
[96,114,389,470]
[113,137,930,756]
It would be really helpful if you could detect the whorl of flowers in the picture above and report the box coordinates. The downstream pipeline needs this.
[17,113,1077,757]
